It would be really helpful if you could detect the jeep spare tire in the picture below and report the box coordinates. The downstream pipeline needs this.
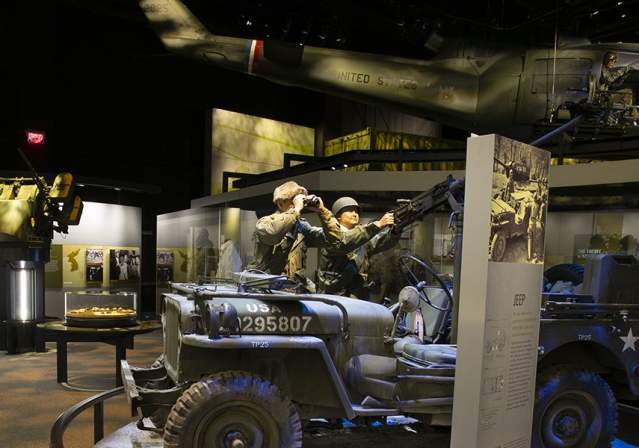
[163,371,302,448]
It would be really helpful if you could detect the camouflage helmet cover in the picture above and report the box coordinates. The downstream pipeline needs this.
[332,196,360,217]
[273,181,308,204]
[604,51,618,64]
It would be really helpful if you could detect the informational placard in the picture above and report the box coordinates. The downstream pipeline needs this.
[451,134,550,448]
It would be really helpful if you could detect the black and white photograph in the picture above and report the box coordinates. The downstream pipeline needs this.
[109,249,141,281]
[157,250,174,282]
[85,248,103,282]
[489,137,550,264]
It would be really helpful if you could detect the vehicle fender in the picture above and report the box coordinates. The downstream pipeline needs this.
[539,337,639,396]
[178,334,356,419]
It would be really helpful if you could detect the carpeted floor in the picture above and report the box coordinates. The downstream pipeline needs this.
[1,330,637,448]
[0,330,163,448]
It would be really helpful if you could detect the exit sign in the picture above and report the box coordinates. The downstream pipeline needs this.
[25,130,45,145]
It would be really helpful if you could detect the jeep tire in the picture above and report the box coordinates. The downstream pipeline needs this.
[490,230,507,262]
[163,371,302,448]
[533,366,617,448]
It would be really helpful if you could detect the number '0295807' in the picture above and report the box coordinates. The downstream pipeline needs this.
[238,315,313,333]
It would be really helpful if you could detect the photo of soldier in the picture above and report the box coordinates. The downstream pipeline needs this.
[489,137,549,264]
[157,251,174,283]
[85,248,104,282]
[246,181,341,289]
[109,249,141,281]
[317,197,399,300]
[129,254,141,280]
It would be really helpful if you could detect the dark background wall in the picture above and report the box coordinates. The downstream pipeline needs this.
[5,0,638,311]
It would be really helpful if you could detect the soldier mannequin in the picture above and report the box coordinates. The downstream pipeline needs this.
[599,52,631,92]
[247,181,340,286]
[317,197,398,300]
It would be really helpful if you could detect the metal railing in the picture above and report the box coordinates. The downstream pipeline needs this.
[49,386,125,448]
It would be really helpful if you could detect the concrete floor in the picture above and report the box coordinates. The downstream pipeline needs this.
[1,330,638,448]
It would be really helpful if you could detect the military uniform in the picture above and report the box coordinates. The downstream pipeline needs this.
[600,65,630,92]
[525,193,544,262]
[247,207,341,281]
[318,223,400,300]
[502,173,515,203]
[598,55,633,122]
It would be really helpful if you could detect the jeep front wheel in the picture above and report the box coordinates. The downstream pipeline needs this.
[533,366,617,448]
[163,371,302,448]
[490,231,507,262]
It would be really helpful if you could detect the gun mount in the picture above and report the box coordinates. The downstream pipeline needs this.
[390,176,465,236]
[0,149,83,353]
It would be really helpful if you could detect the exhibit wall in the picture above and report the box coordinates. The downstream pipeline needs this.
[45,202,142,318]
[546,211,639,265]
[157,207,257,310]
[210,108,315,194]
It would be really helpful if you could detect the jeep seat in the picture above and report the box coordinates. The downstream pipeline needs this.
[402,344,457,366]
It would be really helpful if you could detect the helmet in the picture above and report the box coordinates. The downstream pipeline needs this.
[604,51,618,65]
[332,197,359,217]
[273,181,307,204]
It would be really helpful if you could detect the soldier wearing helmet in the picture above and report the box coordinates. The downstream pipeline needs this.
[247,181,341,285]
[600,51,631,92]
[317,197,399,300]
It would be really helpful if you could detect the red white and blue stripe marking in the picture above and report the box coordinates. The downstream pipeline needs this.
[244,39,263,74]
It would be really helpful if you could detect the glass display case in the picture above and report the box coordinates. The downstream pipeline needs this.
[64,291,137,327]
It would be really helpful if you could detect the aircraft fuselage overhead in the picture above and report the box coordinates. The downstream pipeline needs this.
[139,0,639,140]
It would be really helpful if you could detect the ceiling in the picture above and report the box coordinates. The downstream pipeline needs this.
[62,0,639,59]
[6,0,639,212]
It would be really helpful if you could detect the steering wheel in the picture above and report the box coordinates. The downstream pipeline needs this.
[398,254,453,313]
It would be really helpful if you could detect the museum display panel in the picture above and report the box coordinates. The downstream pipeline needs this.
[44,202,142,320]
[156,207,254,309]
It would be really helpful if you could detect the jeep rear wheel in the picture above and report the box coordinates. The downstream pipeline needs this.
[533,366,617,448]
[163,371,302,448]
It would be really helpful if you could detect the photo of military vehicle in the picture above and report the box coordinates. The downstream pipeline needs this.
[489,195,527,262]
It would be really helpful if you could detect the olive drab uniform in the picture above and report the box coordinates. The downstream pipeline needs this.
[318,223,400,300]
[247,207,341,281]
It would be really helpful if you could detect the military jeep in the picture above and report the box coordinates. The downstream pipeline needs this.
[121,271,455,448]
[489,192,529,261]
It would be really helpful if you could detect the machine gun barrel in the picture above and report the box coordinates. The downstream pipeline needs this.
[16,147,54,210]
[391,177,464,234]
